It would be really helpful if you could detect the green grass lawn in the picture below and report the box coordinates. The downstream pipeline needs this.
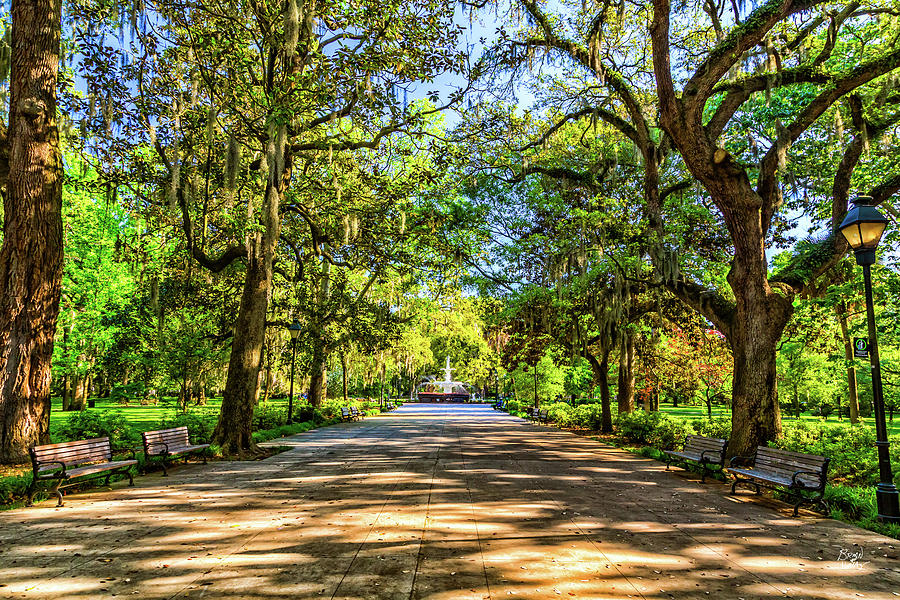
[658,403,900,435]
[48,397,291,438]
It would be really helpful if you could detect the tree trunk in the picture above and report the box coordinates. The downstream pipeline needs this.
[341,351,349,404]
[0,0,64,464]
[586,350,613,433]
[616,333,635,414]
[307,340,328,407]
[61,374,71,411]
[71,376,86,411]
[836,302,860,424]
[727,274,790,456]
[212,160,281,454]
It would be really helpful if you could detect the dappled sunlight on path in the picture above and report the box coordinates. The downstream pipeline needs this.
[1,404,898,599]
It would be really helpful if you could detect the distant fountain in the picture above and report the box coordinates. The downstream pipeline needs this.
[416,357,472,403]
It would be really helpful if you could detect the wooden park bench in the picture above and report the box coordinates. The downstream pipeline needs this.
[726,447,830,516]
[142,426,210,476]
[662,435,728,482]
[537,409,550,424]
[27,437,137,507]
[350,406,363,419]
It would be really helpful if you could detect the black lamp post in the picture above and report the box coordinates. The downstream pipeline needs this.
[838,195,900,523]
[286,319,302,424]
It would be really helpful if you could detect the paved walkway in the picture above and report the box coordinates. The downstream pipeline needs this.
[2,404,899,599]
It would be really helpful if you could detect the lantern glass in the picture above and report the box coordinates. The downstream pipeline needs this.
[288,320,302,340]
[858,220,887,249]
[838,196,888,251]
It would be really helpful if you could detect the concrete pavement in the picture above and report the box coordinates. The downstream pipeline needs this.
[1,403,899,599]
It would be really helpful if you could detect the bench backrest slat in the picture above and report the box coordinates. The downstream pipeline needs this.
[31,437,112,469]
[680,435,728,465]
[753,447,827,487]
[142,427,191,454]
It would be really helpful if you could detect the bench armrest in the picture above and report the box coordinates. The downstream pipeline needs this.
[699,450,723,464]
[35,460,68,478]
[791,470,824,488]
[147,441,170,456]
[728,454,754,467]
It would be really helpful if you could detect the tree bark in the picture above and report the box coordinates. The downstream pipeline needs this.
[616,333,635,414]
[0,0,64,463]
[307,340,328,407]
[586,350,613,433]
[212,160,282,454]
[836,301,860,423]
[71,376,86,411]
[341,351,349,404]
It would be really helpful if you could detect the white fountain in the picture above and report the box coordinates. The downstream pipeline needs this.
[439,356,457,393]
[416,356,471,402]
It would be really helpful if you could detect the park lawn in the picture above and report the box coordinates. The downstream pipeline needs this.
[48,397,291,440]
[657,404,900,435]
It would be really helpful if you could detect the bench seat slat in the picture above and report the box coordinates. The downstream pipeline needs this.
[161,444,211,457]
[61,460,138,479]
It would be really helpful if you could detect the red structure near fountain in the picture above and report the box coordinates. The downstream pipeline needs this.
[416,357,472,403]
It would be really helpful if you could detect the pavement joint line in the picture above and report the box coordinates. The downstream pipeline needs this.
[329,420,442,600]
[456,423,493,600]
[24,418,385,598]
[521,453,650,600]
[406,420,446,600]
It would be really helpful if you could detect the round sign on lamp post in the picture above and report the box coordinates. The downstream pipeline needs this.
[286,320,302,424]
[838,196,900,523]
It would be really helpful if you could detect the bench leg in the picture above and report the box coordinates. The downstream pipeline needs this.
[161,459,169,477]
[731,479,760,495]
[49,480,64,507]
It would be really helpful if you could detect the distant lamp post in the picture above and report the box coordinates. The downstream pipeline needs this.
[286,319,302,424]
[490,368,498,402]
[838,195,900,523]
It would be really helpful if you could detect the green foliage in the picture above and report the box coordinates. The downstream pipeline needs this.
[109,382,147,405]
[691,416,731,439]
[251,421,318,444]
[154,410,218,445]
[0,472,32,506]
[774,420,900,486]
[57,410,138,451]
[614,411,695,450]
[254,403,288,430]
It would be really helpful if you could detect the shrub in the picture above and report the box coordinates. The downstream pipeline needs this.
[572,404,604,430]
[775,421,882,486]
[154,409,218,444]
[546,402,575,427]
[0,472,32,505]
[57,410,137,451]
[251,420,317,443]
[614,411,694,450]
[691,415,731,439]
[505,399,521,414]
[253,403,287,430]
[293,404,316,422]
[319,399,345,420]
[109,382,146,405]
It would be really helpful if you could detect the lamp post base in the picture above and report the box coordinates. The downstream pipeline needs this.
[876,484,900,523]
